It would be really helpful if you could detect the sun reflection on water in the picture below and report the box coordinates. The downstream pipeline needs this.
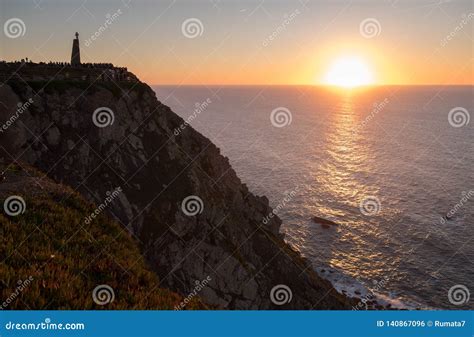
[321,93,369,200]
[313,92,390,280]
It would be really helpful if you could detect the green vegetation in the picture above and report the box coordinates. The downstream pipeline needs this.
[0,164,204,310]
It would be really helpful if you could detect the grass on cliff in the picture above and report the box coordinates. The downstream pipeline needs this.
[0,164,203,310]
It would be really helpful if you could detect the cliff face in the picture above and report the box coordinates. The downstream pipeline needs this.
[0,78,352,309]
[0,162,202,309]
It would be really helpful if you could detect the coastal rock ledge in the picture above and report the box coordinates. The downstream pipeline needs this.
[0,76,353,309]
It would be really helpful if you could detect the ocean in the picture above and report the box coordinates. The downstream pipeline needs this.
[153,85,474,309]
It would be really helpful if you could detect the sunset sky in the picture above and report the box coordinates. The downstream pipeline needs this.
[1,0,473,85]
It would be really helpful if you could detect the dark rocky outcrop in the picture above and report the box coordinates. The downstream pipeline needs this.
[0,77,354,309]
[312,216,339,229]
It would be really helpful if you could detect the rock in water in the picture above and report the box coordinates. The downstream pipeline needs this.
[312,216,339,228]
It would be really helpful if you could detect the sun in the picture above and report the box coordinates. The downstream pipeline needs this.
[324,56,375,88]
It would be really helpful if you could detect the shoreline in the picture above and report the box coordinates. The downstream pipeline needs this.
[314,265,429,310]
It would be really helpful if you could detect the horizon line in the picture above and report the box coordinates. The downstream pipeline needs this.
[150,83,474,87]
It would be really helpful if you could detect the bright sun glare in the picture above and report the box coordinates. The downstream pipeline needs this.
[324,56,374,88]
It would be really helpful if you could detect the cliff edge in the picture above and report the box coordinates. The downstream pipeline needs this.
[0,75,353,309]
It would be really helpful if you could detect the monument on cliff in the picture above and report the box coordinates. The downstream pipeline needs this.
[71,32,81,66]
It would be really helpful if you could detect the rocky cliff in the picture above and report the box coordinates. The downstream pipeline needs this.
[0,77,353,309]
[0,162,203,309]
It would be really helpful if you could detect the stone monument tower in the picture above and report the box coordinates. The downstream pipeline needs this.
[71,32,81,66]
